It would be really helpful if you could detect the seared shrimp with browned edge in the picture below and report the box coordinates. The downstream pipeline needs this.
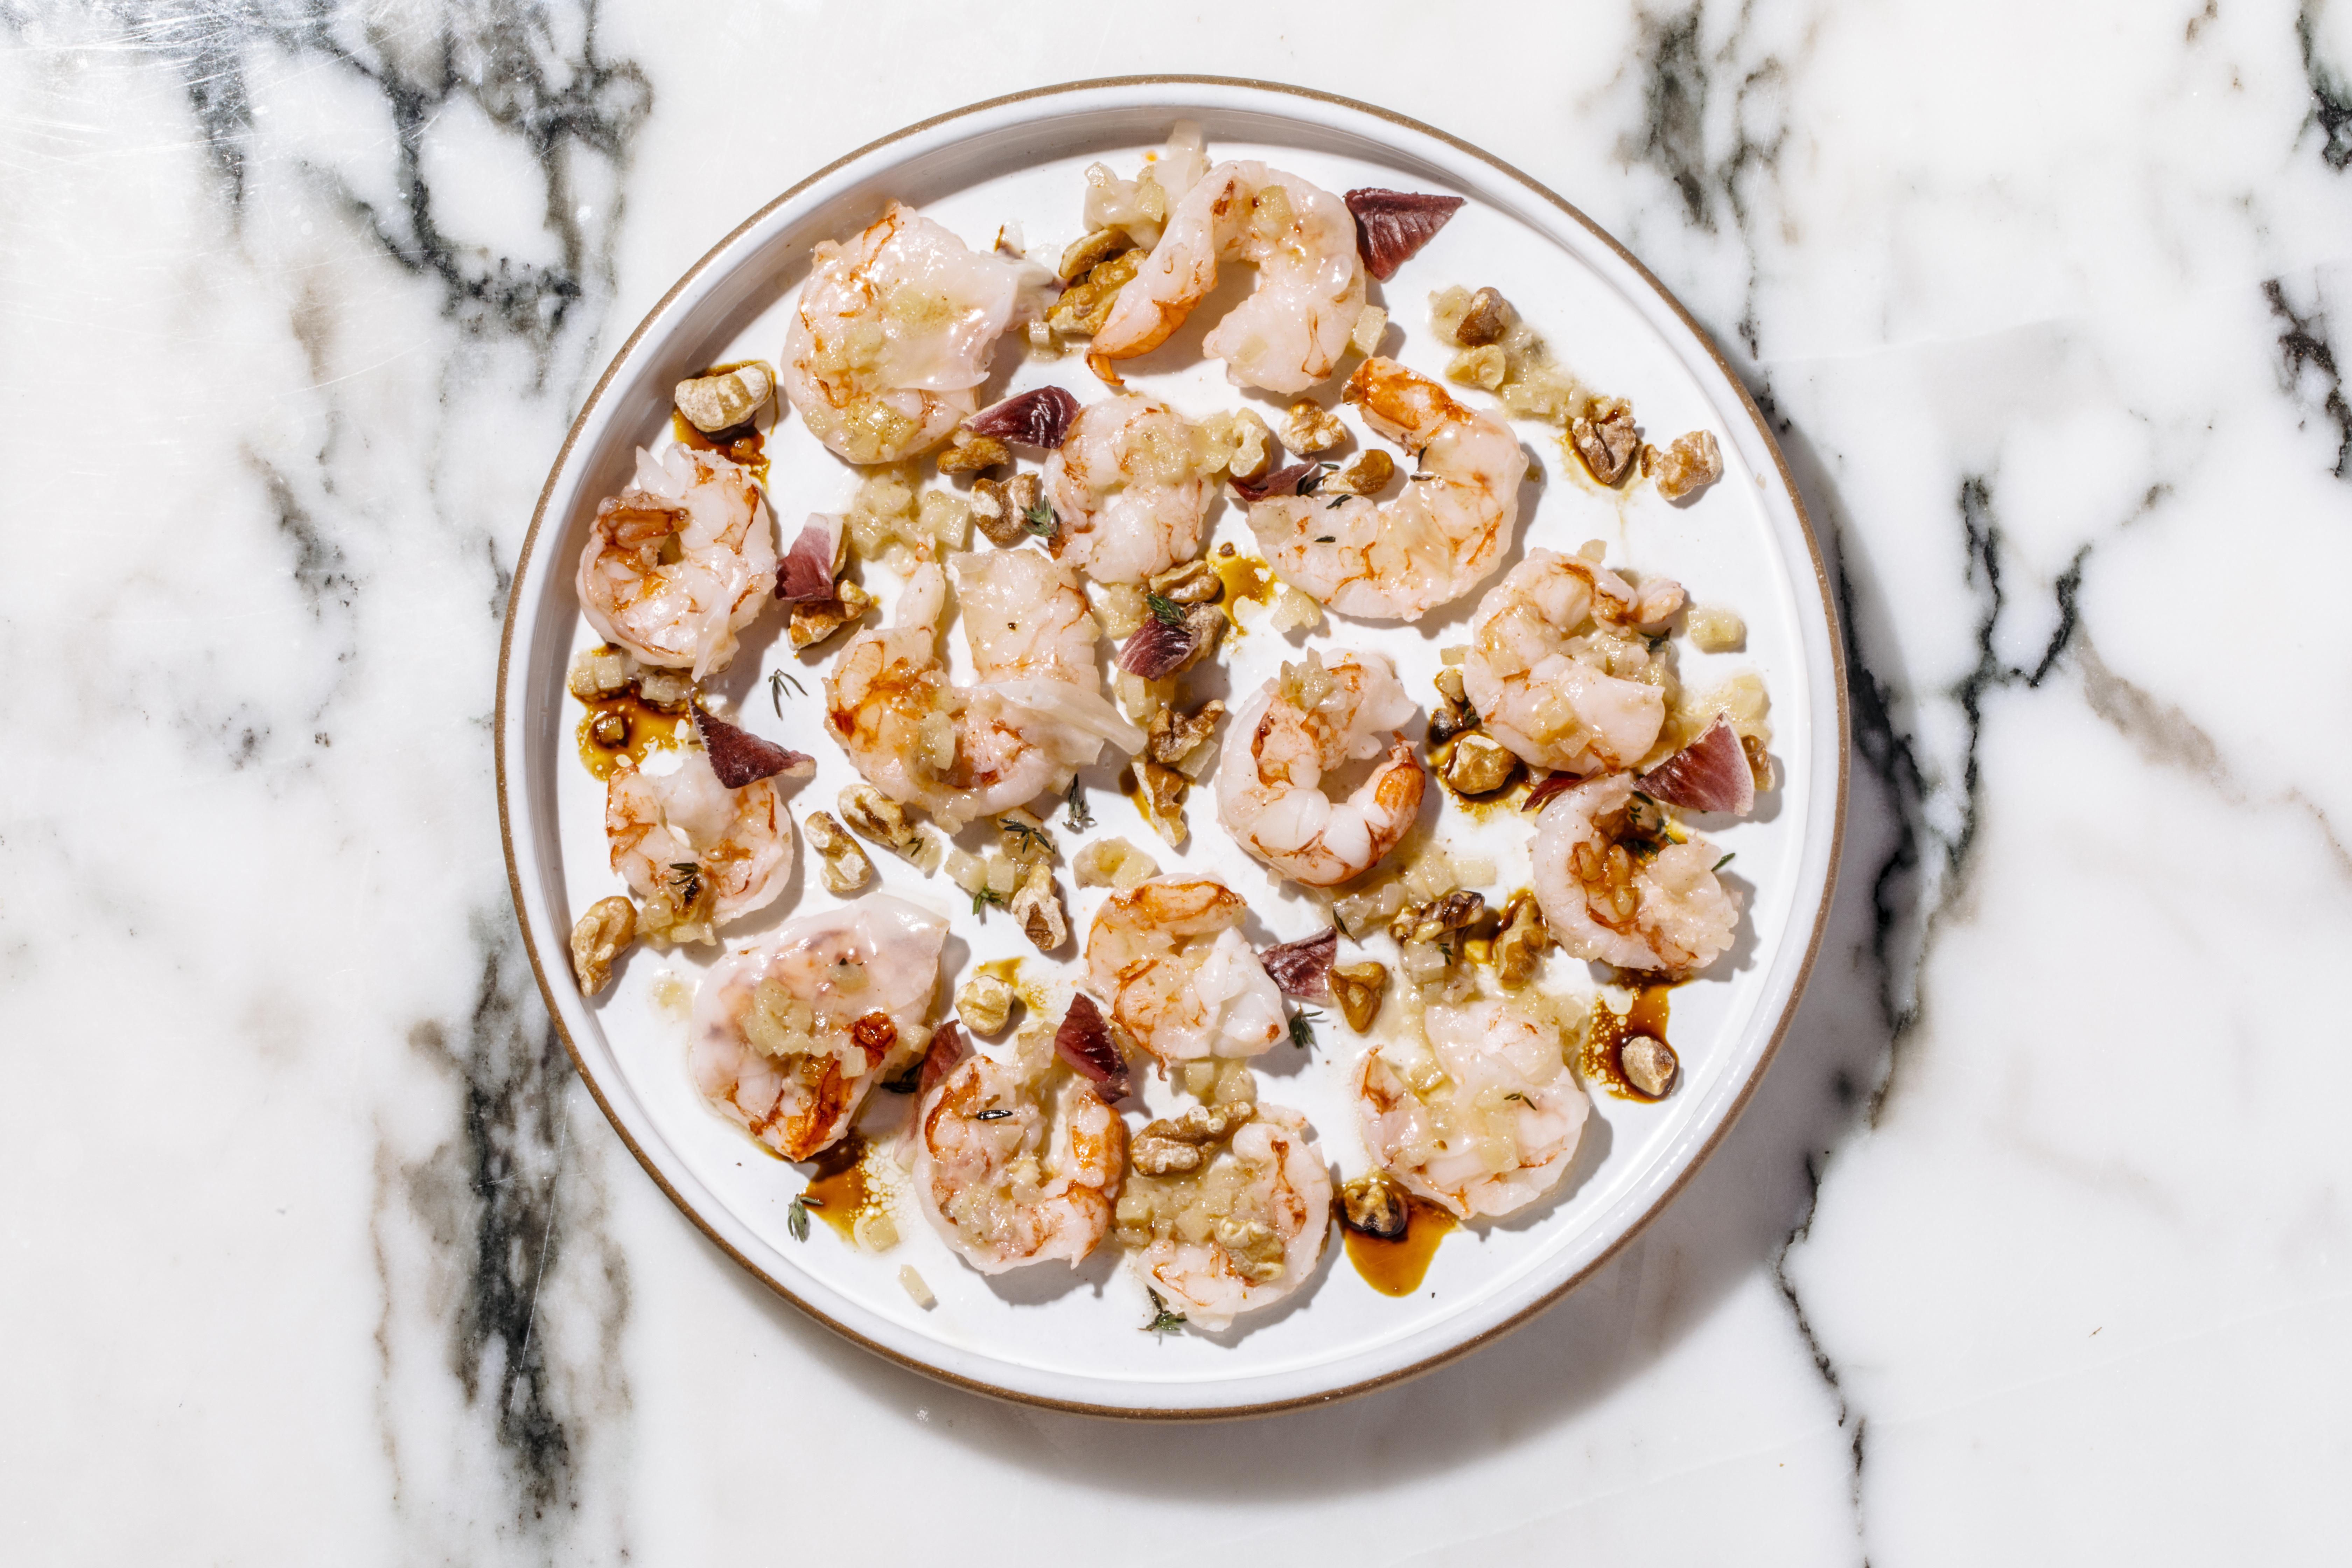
[576,446,777,680]
[1532,774,1739,974]
[1083,875,1287,1068]
[1463,548,1685,774]
[1215,648,1424,888]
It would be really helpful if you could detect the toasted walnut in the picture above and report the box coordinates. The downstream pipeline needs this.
[1338,1171,1410,1239]
[1428,665,1479,745]
[1647,430,1723,500]
[566,644,633,702]
[1130,1103,1254,1176]
[1494,892,1552,990]
[839,784,941,873]
[1147,700,1224,770]
[969,471,1044,548]
[1009,860,1069,953]
[674,360,774,433]
[1390,889,1488,946]
[1620,1033,1680,1097]
[568,897,637,995]
[1073,837,1159,890]
[1280,398,1345,455]
[1057,225,1135,282]
[1330,961,1389,1032]
[1454,286,1512,346]
[1569,398,1640,486]
[1448,344,1507,390]
[802,810,876,895]
[1349,303,1388,357]
[1200,408,1274,482]
[789,579,875,651]
[1440,732,1520,796]
[1138,760,1191,848]
[1149,558,1222,606]
[1046,249,1141,337]
[1325,449,1395,496]
[937,432,1010,475]
[1687,604,1746,652]
[955,972,1016,1036]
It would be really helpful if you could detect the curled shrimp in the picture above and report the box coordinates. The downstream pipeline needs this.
[782,202,1047,464]
[1114,1098,1333,1332]
[1083,876,1287,1068]
[1356,997,1590,1221]
[1532,774,1739,974]
[1042,394,1209,583]
[912,1016,1127,1273]
[1249,357,1523,621]
[1091,161,1365,395]
[1214,648,1425,888]
[576,446,777,680]
[823,555,1141,829]
[1463,548,1686,774]
[606,745,794,945]
[689,895,947,1161]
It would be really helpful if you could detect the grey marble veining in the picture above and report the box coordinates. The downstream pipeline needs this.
[5,1,2350,1561]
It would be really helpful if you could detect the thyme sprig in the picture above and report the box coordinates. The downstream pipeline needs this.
[1143,1288,1188,1334]
[1064,775,1094,831]
[1022,498,1059,539]
[787,1195,812,1242]
[1145,592,1187,629]
[668,861,704,904]
[1289,1010,1323,1051]
[768,669,806,716]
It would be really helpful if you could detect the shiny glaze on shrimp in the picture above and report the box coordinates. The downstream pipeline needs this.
[606,746,791,945]
[1091,161,1365,395]
[1042,395,1209,583]
[576,446,777,680]
[1083,876,1287,1067]
[824,557,1140,829]
[782,202,1045,464]
[1114,1099,1333,1332]
[1250,358,1522,621]
[1356,997,1590,1221]
[1214,648,1425,888]
[690,895,946,1161]
[912,1018,1127,1273]
[1463,548,1685,774]
[1532,774,1739,974]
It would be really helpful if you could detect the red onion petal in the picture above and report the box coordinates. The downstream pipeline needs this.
[919,1020,971,1097]
[1115,617,1201,679]
[1230,461,1316,503]
[1053,993,1130,1099]
[1638,716,1755,816]
[1259,928,1337,1003]
[693,706,816,788]
[1345,189,1466,282]
[966,386,1082,448]
[775,513,841,602]
[1522,772,1580,813]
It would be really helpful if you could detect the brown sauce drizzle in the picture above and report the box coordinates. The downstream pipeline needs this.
[800,1132,870,1241]
[575,694,690,779]
[1212,547,1276,624]
[1343,1198,1456,1296]
[1581,974,1679,1100]
[670,407,768,482]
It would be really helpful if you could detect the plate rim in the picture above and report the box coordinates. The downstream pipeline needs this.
[495,73,1850,1421]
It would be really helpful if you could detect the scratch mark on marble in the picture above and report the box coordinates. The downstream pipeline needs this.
[2262,276,2352,480]
[2298,1,2352,171]
[1772,1153,1871,1562]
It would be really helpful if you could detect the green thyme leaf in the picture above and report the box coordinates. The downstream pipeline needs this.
[1289,1009,1324,1051]
[1142,1287,1188,1334]
[787,1196,811,1242]
[768,668,806,716]
[1064,775,1094,830]
[1314,534,1336,543]
[668,861,703,903]
[1146,592,1187,629]
[1325,497,1345,510]
[1022,498,1058,538]
[971,887,1005,916]
[1712,852,1736,872]
[974,1108,1012,1121]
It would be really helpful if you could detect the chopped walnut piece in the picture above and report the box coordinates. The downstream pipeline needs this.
[568,897,637,995]
[1046,249,1141,337]
[1147,700,1224,769]
[969,472,1044,548]
[1149,558,1222,606]
[1279,398,1346,455]
[1453,286,1512,346]
[1130,1103,1254,1177]
[673,361,774,433]
[1428,666,1479,745]
[788,579,874,651]
[1057,226,1135,282]
[955,972,1016,1036]
[803,811,875,895]
[1647,430,1723,500]
[838,784,941,873]
[1569,399,1640,486]
[1620,1033,1679,1097]
[1439,732,1520,796]
[1330,961,1389,1032]
[1138,761,1191,848]
[1009,861,1069,953]
[1338,1171,1410,1239]
[1199,408,1274,483]
[1390,890,1487,945]
[1325,449,1395,496]
[936,433,1010,475]
[1073,837,1159,890]
[1448,344,1507,390]
[1493,892,1551,990]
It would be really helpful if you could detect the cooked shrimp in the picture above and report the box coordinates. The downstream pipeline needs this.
[912,1017,1126,1273]
[1091,161,1365,395]
[606,746,791,945]
[824,559,1141,829]
[1532,774,1739,973]
[952,545,1099,684]
[782,202,1048,464]
[576,446,777,680]
[1215,649,1425,888]
[689,895,947,1161]
[1356,998,1590,1220]
[1249,357,1523,621]
[1042,395,1209,583]
[1083,876,1287,1067]
[1114,1099,1332,1332]
[1463,549,1685,774]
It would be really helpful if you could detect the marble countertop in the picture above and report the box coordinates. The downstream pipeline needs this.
[6,1,2350,1560]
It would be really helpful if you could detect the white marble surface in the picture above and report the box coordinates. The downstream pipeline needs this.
[4,1,2349,1560]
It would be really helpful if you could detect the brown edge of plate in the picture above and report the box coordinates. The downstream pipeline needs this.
[495,74,1851,1422]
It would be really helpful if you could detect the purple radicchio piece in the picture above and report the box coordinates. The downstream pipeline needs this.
[1637,716,1756,816]
[965,386,1082,449]
[1053,992,1130,1099]
[1258,927,1338,1003]
[692,705,816,788]
[1228,461,1317,503]
[1344,188,1466,281]
[1115,602,1219,680]
[775,513,843,603]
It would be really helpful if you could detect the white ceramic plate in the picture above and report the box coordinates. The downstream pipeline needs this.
[498,77,1847,1418]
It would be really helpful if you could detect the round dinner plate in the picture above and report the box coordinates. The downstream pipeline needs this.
[497,76,1846,1417]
